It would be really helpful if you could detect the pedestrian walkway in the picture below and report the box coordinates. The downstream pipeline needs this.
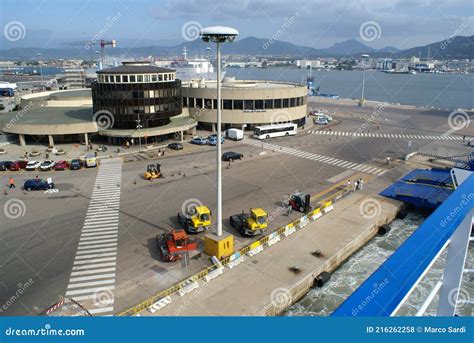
[65,158,123,316]
[307,130,465,141]
[243,138,386,176]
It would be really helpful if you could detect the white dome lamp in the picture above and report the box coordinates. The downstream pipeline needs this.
[200,26,238,238]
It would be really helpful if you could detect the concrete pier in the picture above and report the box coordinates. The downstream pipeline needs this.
[137,176,403,316]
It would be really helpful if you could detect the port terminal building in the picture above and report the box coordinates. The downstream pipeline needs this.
[182,77,308,132]
[0,63,308,146]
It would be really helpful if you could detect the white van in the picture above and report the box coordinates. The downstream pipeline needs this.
[226,128,244,141]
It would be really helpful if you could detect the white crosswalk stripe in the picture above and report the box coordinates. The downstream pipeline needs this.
[243,138,386,176]
[65,159,122,316]
[308,130,465,141]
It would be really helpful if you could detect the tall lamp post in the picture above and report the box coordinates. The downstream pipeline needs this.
[37,53,44,86]
[359,54,370,107]
[200,26,238,238]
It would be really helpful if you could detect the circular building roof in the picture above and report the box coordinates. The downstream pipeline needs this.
[97,62,174,74]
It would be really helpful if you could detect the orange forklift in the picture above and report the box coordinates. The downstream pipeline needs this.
[156,229,198,262]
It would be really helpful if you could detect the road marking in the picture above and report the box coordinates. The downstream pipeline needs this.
[76,247,117,255]
[73,257,117,265]
[308,130,467,141]
[66,285,115,297]
[65,159,122,316]
[69,273,116,283]
[79,238,118,246]
[71,268,116,276]
[73,262,117,271]
[243,138,386,176]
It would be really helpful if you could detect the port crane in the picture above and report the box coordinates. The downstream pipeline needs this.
[62,39,116,69]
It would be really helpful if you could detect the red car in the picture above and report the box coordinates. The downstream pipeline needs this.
[54,160,70,170]
[10,160,28,171]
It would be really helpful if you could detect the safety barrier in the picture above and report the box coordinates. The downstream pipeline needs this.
[116,185,353,316]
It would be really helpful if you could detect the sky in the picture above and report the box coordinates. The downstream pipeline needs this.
[1,0,473,50]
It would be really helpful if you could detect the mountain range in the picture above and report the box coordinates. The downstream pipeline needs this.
[0,35,472,60]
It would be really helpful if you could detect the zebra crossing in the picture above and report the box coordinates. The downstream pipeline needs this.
[243,138,387,176]
[307,130,465,141]
[65,158,123,316]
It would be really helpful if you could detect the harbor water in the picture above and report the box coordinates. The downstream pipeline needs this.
[226,67,474,111]
[286,212,473,316]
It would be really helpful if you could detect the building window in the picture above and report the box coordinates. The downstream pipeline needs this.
[189,97,195,107]
[234,100,243,110]
[158,74,163,81]
[213,99,218,109]
[255,100,264,110]
[196,98,203,108]
[122,75,128,82]
[274,99,282,108]
[290,98,296,107]
[283,98,289,107]
[223,100,232,110]
[137,75,143,82]
[164,74,168,81]
[152,74,157,82]
[204,99,212,109]
[264,99,273,109]
[115,75,121,82]
[144,75,150,82]
[130,75,136,82]
[183,97,188,107]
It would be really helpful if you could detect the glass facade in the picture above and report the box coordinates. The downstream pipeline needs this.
[92,78,182,129]
[182,96,306,110]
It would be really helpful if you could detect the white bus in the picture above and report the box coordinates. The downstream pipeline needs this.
[254,123,297,140]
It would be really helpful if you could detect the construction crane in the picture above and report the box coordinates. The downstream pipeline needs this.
[62,39,116,69]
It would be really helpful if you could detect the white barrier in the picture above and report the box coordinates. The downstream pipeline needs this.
[311,211,322,221]
[204,267,224,282]
[148,296,172,313]
[247,245,264,257]
[284,225,296,237]
[322,205,334,214]
[267,233,281,247]
[298,215,309,228]
[178,281,199,296]
[228,252,244,269]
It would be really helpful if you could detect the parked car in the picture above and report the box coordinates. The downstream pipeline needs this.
[168,142,183,150]
[70,159,83,170]
[208,134,225,146]
[55,160,69,170]
[316,113,333,122]
[309,110,325,116]
[25,160,41,171]
[23,178,54,191]
[0,161,13,171]
[222,151,243,161]
[10,160,28,171]
[85,154,97,168]
[314,117,329,125]
[191,137,208,145]
[40,160,56,171]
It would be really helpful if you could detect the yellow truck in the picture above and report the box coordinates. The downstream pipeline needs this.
[177,205,212,233]
[230,208,268,236]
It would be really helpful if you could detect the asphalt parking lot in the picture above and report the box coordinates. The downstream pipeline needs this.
[0,101,471,315]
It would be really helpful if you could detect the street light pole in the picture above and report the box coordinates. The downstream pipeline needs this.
[359,54,370,107]
[37,53,44,85]
[200,26,239,238]
[216,41,222,236]
[136,113,142,152]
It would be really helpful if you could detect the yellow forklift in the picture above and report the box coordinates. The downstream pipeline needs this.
[230,208,268,236]
[144,163,162,180]
[177,205,212,233]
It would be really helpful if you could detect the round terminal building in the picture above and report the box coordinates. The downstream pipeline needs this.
[1,62,197,147]
[182,77,308,131]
